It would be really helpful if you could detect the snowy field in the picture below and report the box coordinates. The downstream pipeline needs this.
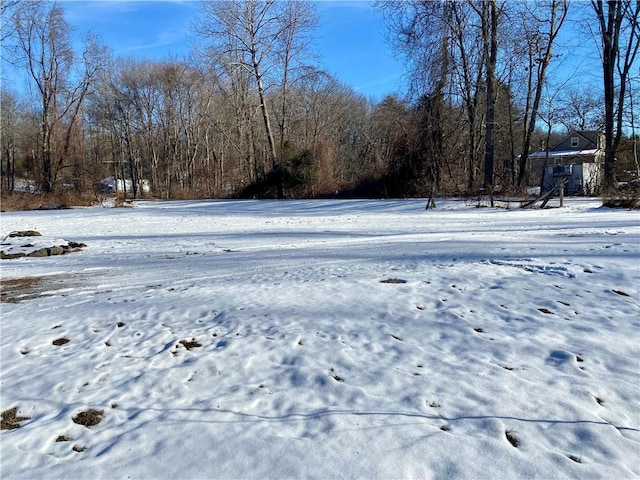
[1,198,639,479]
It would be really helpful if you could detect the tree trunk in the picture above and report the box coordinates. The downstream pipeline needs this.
[483,0,498,191]
[593,0,640,190]
[42,117,54,193]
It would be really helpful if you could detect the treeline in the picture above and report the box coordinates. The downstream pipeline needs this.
[1,1,638,201]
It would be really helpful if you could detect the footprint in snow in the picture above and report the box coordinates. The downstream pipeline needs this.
[546,350,583,368]
[612,289,630,297]
[329,368,344,382]
[179,339,201,350]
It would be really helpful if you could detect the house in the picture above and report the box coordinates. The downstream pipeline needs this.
[99,177,151,195]
[527,130,604,195]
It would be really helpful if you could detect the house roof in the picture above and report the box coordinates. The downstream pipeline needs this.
[574,130,603,144]
[529,148,598,159]
[551,130,602,152]
[525,130,603,159]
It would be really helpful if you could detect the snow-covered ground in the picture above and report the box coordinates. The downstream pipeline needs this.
[1,198,639,479]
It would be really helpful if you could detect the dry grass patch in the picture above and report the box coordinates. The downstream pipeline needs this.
[0,277,44,303]
[1,407,31,430]
[602,190,640,209]
[0,274,90,303]
[0,191,97,212]
[72,409,104,427]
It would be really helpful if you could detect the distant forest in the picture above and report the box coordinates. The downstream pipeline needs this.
[1,1,638,201]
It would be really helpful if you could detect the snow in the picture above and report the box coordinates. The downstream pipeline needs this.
[1,198,639,479]
[528,149,598,158]
[0,232,82,258]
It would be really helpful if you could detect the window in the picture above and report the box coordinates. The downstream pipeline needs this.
[571,137,579,148]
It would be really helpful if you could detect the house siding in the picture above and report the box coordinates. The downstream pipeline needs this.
[542,162,602,195]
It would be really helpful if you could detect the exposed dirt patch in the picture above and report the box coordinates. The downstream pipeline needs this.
[612,289,630,297]
[505,430,520,448]
[179,339,202,350]
[8,230,42,237]
[1,277,44,303]
[1,407,31,430]
[329,367,344,382]
[72,409,104,427]
[0,274,91,303]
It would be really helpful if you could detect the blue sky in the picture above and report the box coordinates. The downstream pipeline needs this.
[3,1,610,105]
[59,0,405,101]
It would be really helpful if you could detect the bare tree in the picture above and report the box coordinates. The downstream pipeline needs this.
[592,0,640,189]
[479,0,500,192]
[0,0,19,45]
[626,72,640,177]
[12,1,73,192]
[0,88,19,192]
[557,86,604,131]
[516,0,569,189]
[450,2,485,191]
[195,0,318,197]
[378,0,456,204]
[10,1,105,193]
[197,1,283,172]
[381,0,509,195]
[274,0,317,150]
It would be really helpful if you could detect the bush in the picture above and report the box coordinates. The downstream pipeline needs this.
[602,185,640,209]
[0,191,100,212]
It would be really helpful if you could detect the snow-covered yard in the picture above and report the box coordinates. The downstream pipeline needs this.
[1,198,638,479]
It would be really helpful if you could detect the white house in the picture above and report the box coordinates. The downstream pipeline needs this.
[100,177,151,195]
